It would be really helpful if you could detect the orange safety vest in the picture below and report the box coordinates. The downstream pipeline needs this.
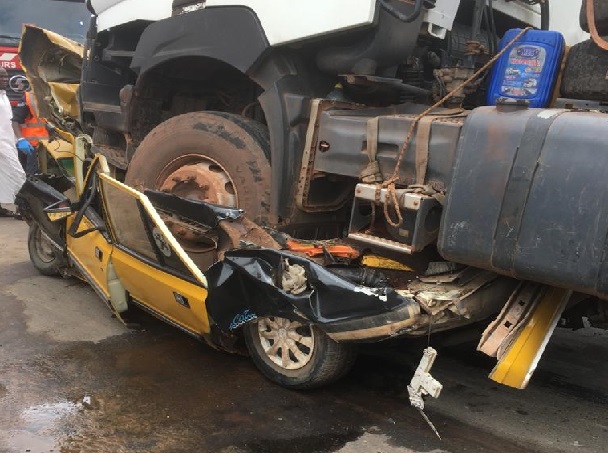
[22,91,49,146]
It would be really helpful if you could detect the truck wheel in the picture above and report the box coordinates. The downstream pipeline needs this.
[243,316,358,389]
[125,112,271,229]
[580,0,608,35]
[561,39,608,102]
[28,223,61,276]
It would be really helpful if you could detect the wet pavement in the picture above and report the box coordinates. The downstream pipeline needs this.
[0,218,607,453]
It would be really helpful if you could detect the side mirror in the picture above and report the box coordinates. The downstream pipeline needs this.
[44,200,73,222]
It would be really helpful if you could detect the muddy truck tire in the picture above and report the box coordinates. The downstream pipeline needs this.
[125,112,272,225]
[244,317,358,389]
[580,0,608,35]
[561,39,608,102]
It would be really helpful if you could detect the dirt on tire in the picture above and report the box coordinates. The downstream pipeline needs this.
[125,112,272,225]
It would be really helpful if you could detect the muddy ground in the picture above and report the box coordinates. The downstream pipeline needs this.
[0,218,606,453]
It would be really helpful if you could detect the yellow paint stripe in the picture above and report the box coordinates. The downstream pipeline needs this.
[361,255,414,272]
[489,286,571,389]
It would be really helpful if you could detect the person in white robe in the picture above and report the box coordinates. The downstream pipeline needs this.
[0,67,26,216]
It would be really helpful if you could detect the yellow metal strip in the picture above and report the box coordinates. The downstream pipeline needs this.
[361,254,414,272]
[98,173,208,288]
[489,286,571,389]
[74,135,96,196]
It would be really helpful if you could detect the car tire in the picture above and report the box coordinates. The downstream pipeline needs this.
[243,316,358,389]
[125,111,271,225]
[28,222,62,276]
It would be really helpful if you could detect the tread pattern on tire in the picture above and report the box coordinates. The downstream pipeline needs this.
[125,111,272,224]
[561,39,608,102]
[302,334,358,389]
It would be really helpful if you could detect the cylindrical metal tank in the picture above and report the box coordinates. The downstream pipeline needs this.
[438,105,608,300]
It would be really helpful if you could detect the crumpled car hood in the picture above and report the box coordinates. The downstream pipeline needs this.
[19,25,83,130]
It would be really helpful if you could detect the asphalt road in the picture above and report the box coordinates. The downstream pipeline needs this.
[0,218,606,453]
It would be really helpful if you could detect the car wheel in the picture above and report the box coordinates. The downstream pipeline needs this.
[28,222,61,276]
[125,111,271,224]
[243,316,358,389]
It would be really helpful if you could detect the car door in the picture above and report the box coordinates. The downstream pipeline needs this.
[65,156,116,307]
[97,173,210,337]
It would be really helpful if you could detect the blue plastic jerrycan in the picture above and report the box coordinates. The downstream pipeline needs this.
[487,28,565,108]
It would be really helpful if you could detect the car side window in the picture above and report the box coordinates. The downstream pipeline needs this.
[100,177,200,284]
[101,179,160,264]
[68,160,108,239]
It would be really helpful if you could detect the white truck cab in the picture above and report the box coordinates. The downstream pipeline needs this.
[90,0,585,45]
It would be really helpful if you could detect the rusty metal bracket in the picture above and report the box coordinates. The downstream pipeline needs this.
[295,99,361,212]
[477,282,540,358]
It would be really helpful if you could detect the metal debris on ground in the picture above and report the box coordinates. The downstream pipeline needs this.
[407,347,443,440]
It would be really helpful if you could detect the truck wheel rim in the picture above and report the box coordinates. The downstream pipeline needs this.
[257,317,315,370]
[157,155,237,252]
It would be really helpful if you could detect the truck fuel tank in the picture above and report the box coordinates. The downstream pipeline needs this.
[438,106,608,300]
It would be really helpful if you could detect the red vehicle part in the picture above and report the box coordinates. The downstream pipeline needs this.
[0,46,21,70]
[0,45,24,107]
[286,239,360,259]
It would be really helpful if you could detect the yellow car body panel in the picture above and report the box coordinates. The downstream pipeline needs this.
[66,216,113,300]
[40,138,76,176]
[489,287,572,389]
[97,172,210,335]
[111,248,210,335]
[47,81,80,118]
[19,26,83,124]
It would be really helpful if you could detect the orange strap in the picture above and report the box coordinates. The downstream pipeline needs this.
[587,0,608,51]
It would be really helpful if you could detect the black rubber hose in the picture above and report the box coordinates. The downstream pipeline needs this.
[379,0,424,23]
[68,164,99,238]
[487,0,498,52]
[540,0,550,30]
[482,6,494,55]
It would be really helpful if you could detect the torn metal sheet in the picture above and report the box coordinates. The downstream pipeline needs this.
[404,269,519,335]
[204,248,421,342]
[478,282,539,357]
[488,286,572,389]
[145,190,244,228]
[19,25,83,131]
